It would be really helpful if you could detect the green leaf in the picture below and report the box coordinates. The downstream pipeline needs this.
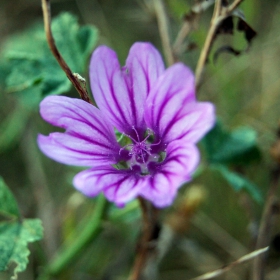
[2,12,98,107]
[0,219,43,278]
[0,177,19,219]
[214,165,262,203]
[0,179,43,278]
[10,219,43,278]
[203,121,261,165]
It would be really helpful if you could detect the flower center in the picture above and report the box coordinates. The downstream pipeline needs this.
[115,127,165,175]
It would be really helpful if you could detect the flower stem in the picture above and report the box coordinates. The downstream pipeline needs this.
[41,0,92,104]
[128,197,159,280]
[38,195,107,278]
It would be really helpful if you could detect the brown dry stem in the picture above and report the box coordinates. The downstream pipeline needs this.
[41,0,92,103]
[128,198,159,280]
[195,0,244,88]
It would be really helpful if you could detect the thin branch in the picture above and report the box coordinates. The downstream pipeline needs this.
[173,0,215,58]
[153,0,175,66]
[195,0,245,88]
[41,0,92,103]
[227,0,245,14]
[128,198,159,280]
[192,247,269,280]
[195,0,222,88]
[252,167,280,280]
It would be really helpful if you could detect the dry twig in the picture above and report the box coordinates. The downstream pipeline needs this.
[41,0,92,103]
[153,0,175,66]
[195,0,244,88]
[192,247,269,280]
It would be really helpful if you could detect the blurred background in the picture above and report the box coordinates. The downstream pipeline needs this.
[0,0,280,279]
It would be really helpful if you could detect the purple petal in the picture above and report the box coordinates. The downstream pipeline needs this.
[139,141,200,207]
[124,42,165,99]
[161,102,215,143]
[144,63,196,142]
[73,166,143,204]
[38,96,120,166]
[89,46,142,134]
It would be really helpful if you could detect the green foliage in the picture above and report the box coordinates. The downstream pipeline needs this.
[203,121,262,202]
[0,178,43,278]
[2,12,98,108]
[213,165,262,203]
[0,178,20,218]
[0,12,98,153]
[203,121,261,165]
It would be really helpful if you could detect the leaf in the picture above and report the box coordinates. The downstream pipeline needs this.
[10,219,43,278]
[0,219,43,279]
[2,12,98,107]
[213,165,262,203]
[203,121,261,165]
[0,178,19,219]
[213,10,257,62]
[0,178,43,278]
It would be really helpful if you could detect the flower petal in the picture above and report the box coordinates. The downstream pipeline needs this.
[145,63,196,142]
[160,102,215,143]
[124,42,165,99]
[73,166,144,204]
[139,140,200,207]
[38,96,120,166]
[89,46,142,134]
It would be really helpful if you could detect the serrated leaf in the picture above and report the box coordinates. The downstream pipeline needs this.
[0,178,19,219]
[0,179,43,278]
[11,219,43,278]
[214,165,262,203]
[203,121,261,165]
[3,12,98,107]
[0,219,43,278]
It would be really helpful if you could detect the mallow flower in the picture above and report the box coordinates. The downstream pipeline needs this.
[38,42,215,208]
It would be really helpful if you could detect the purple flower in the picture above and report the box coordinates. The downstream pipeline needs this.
[38,42,215,208]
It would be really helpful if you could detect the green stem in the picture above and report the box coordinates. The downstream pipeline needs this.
[39,195,107,278]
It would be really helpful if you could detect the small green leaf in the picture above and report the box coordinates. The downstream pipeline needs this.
[10,219,43,278]
[2,12,98,107]
[214,165,262,203]
[203,121,261,165]
[0,177,19,219]
[0,179,43,278]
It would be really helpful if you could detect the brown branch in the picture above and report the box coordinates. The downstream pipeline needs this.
[153,0,175,66]
[195,0,245,89]
[128,198,159,280]
[41,0,92,103]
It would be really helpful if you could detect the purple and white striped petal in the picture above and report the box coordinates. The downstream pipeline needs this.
[73,166,144,204]
[38,96,120,166]
[160,102,215,143]
[90,44,162,135]
[144,63,196,143]
[124,42,165,99]
[139,141,200,207]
